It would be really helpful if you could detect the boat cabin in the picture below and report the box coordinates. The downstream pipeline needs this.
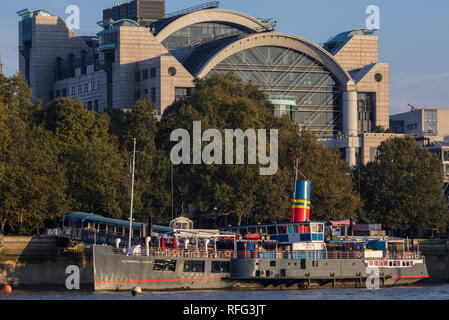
[221,221,325,244]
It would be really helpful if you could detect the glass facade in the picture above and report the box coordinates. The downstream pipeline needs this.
[423,110,437,135]
[357,92,376,133]
[209,46,342,137]
[162,22,250,51]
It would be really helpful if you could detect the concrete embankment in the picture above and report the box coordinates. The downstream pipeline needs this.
[414,239,449,283]
[0,235,93,289]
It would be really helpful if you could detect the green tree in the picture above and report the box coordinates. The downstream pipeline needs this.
[39,98,130,219]
[157,73,359,225]
[0,125,69,234]
[359,136,448,232]
[117,99,172,224]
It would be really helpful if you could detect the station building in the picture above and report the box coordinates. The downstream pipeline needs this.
[17,1,391,166]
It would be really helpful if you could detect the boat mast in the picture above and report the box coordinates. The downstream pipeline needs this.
[129,138,137,249]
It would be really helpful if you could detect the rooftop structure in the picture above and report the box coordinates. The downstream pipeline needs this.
[390,107,449,141]
[103,0,166,27]
[17,2,391,166]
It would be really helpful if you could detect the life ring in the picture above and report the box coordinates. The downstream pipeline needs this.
[225,250,232,258]
[356,251,362,259]
[172,249,178,257]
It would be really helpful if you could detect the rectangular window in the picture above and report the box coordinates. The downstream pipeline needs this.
[94,100,99,112]
[144,89,148,97]
[151,87,156,103]
[175,87,192,101]
[424,110,437,135]
[211,261,230,273]
[277,225,287,234]
[267,226,277,234]
[153,260,177,272]
[71,86,76,95]
[88,101,92,111]
[370,147,378,162]
[78,85,82,94]
[183,260,205,273]
[150,68,156,78]
[143,69,148,80]
[84,83,89,93]
[62,88,67,97]
[91,81,96,92]
[56,89,61,98]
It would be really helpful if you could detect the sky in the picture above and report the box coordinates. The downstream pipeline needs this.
[0,0,448,115]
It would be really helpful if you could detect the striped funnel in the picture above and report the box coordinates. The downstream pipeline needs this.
[291,180,311,222]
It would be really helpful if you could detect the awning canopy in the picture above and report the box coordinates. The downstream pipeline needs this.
[63,212,173,234]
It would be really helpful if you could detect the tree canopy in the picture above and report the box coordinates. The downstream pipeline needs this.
[1,72,446,235]
[358,136,448,232]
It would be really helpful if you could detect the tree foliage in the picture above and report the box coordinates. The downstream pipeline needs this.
[157,73,359,225]
[359,136,448,231]
[4,71,444,236]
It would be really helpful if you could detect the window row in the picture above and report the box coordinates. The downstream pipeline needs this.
[55,80,101,98]
[136,68,157,81]
[152,260,230,273]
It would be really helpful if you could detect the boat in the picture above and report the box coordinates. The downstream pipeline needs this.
[57,179,428,291]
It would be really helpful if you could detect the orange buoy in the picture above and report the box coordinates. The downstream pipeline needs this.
[2,285,12,294]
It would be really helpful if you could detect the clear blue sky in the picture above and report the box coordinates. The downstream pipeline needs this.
[0,0,448,115]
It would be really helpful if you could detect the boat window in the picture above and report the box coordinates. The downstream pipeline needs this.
[184,260,205,273]
[99,224,106,232]
[211,261,230,273]
[240,228,248,236]
[318,224,324,233]
[267,226,277,234]
[153,259,177,272]
[248,227,257,234]
[287,225,295,234]
[257,226,267,234]
[389,261,392,267]
[310,224,318,233]
[277,225,287,234]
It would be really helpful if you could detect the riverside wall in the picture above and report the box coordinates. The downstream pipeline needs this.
[0,236,94,289]
[415,239,449,283]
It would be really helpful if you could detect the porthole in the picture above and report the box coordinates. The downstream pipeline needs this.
[168,67,177,76]
[374,73,383,82]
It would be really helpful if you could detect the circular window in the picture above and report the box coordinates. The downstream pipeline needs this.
[168,67,177,76]
[374,73,383,82]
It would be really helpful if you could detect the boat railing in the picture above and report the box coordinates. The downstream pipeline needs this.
[112,247,234,259]
[235,250,422,260]
[60,226,141,247]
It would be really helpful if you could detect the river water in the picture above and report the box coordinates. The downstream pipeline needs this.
[1,284,449,300]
